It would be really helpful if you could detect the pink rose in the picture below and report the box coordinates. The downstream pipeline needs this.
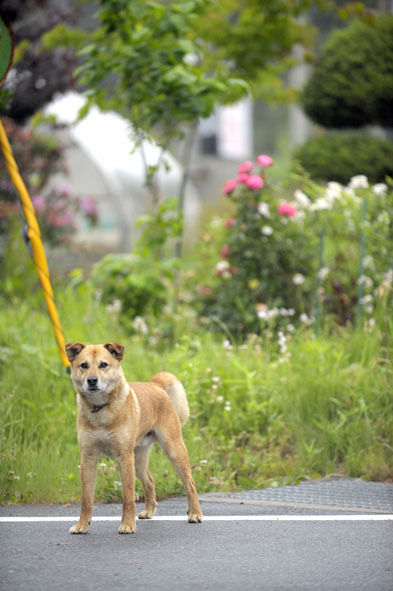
[238,160,253,174]
[245,175,264,191]
[278,202,297,217]
[256,154,274,167]
[220,245,230,259]
[225,218,235,228]
[237,172,249,183]
[223,179,238,195]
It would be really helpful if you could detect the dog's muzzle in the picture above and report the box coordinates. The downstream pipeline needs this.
[87,376,99,390]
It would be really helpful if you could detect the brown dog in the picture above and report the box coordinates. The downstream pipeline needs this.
[65,342,202,534]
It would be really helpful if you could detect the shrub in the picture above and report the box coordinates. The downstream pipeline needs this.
[301,15,393,128]
[91,198,182,330]
[293,132,393,184]
[196,158,393,334]
[0,118,98,247]
[198,156,318,337]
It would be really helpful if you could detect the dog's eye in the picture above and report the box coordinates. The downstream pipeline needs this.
[99,362,109,369]
[80,362,88,370]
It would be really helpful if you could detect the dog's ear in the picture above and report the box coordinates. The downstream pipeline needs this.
[65,342,86,362]
[104,342,124,361]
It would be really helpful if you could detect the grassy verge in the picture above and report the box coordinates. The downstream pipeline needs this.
[1,278,392,504]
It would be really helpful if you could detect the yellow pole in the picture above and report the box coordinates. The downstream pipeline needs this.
[0,120,70,368]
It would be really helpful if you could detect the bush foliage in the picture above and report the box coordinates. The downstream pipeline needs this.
[293,132,393,184]
[301,15,393,129]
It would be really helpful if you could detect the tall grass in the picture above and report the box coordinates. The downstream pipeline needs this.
[1,278,392,504]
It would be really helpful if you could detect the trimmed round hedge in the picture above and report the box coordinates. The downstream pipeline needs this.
[293,132,393,184]
[301,16,393,128]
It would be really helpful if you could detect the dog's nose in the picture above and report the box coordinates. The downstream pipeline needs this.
[87,376,98,387]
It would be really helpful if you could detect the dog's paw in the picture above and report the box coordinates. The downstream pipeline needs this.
[118,522,136,534]
[188,512,203,523]
[138,509,155,520]
[69,521,89,534]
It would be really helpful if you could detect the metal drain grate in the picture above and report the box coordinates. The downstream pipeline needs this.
[202,478,393,512]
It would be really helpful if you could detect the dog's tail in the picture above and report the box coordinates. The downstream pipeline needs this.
[150,372,190,426]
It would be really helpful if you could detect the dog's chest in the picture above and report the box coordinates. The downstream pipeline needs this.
[80,428,127,458]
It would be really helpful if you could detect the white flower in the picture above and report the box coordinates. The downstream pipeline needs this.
[310,198,332,211]
[262,225,273,236]
[223,339,233,350]
[278,331,287,354]
[216,260,230,273]
[256,305,279,321]
[382,269,393,287]
[293,273,305,285]
[133,315,149,335]
[349,175,369,189]
[357,275,373,289]
[317,267,329,280]
[258,202,270,217]
[294,190,311,208]
[327,181,343,194]
[364,256,374,270]
[300,313,314,325]
[200,459,208,465]
[106,299,122,315]
[325,182,342,205]
[372,183,388,196]
[360,295,373,304]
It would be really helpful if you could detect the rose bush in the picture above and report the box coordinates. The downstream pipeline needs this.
[198,156,318,336]
[197,156,393,336]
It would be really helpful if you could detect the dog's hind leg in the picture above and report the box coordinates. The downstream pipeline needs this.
[135,443,157,519]
[156,428,202,523]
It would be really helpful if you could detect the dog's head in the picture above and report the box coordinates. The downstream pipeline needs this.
[65,342,125,402]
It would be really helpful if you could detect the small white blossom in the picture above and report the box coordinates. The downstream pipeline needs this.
[216,260,230,273]
[293,273,305,285]
[300,313,314,325]
[256,305,279,321]
[223,339,233,350]
[258,202,270,217]
[382,269,393,287]
[310,198,332,211]
[372,183,388,196]
[360,295,373,304]
[133,316,149,335]
[349,175,369,189]
[262,225,273,236]
[317,267,329,280]
[357,275,373,289]
[294,190,311,208]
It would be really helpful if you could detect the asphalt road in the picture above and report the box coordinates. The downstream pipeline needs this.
[1,497,392,591]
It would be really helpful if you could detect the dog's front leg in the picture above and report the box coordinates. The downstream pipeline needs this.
[118,452,137,534]
[70,453,98,534]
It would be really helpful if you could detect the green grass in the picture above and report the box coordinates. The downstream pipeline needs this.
[1,277,392,505]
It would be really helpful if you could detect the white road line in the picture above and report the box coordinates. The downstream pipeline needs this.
[1,515,392,523]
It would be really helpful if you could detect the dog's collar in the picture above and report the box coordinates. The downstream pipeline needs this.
[91,402,109,414]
